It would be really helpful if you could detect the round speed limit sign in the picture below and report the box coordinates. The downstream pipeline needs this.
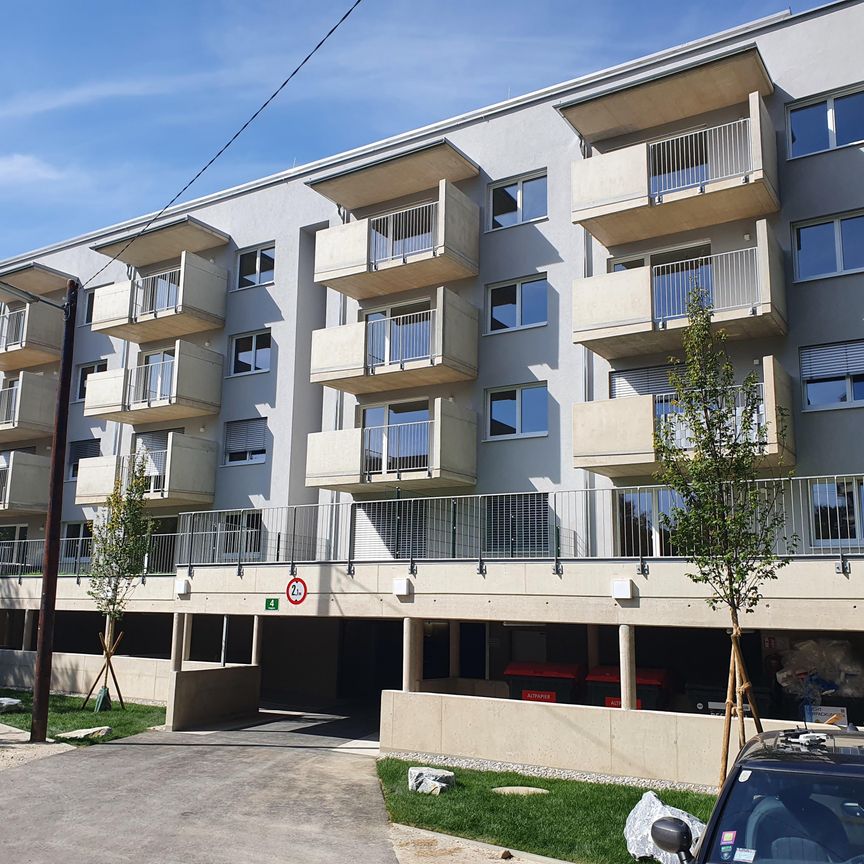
[286,577,308,606]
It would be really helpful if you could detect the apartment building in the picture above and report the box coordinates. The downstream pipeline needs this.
[0,0,862,781]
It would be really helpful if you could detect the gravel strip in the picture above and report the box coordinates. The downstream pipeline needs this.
[381,750,716,795]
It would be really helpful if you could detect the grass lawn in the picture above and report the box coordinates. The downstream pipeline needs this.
[378,758,716,864]
[0,688,165,744]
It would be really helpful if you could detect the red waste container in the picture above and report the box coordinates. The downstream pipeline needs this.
[585,665,668,709]
[503,661,584,704]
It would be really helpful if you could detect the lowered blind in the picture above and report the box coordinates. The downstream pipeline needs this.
[134,430,172,454]
[225,417,267,455]
[610,365,673,398]
[69,439,101,465]
[800,341,864,380]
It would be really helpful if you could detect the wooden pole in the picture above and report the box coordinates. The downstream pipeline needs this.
[734,637,747,749]
[732,635,764,733]
[719,645,736,788]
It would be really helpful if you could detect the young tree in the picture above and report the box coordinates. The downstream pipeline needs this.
[84,451,154,709]
[653,287,794,786]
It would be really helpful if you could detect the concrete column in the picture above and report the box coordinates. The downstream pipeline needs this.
[170,613,186,673]
[448,621,460,678]
[402,618,423,692]
[586,623,600,670]
[220,616,229,667]
[182,614,193,661]
[251,615,263,665]
[619,624,637,710]
[22,609,36,651]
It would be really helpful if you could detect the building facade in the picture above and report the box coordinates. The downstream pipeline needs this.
[0,1,863,776]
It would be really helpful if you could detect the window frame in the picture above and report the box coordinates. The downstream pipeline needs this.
[228,329,272,377]
[67,439,101,481]
[485,382,549,441]
[233,243,276,292]
[786,83,864,160]
[485,274,549,335]
[486,170,548,232]
[800,340,864,413]
[223,417,268,467]
[74,359,108,402]
[808,478,864,548]
[793,210,864,282]
[78,288,98,327]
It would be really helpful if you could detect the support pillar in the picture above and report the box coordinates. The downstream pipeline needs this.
[22,609,36,651]
[170,612,186,673]
[448,621,460,678]
[182,613,193,661]
[619,624,637,710]
[220,615,229,667]
[586,623,600,670]
[402,617,423,692]
[251,615,263,665]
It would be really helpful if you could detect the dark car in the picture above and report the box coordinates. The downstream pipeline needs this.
[653,728,864,864]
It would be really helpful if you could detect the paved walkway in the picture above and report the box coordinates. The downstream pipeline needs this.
[0,709,398,864]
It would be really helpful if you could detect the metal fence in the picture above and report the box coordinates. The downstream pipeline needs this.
[0,309,26,350]
[120,449,168,494]
[649,118,752,198]
[127,359,175,406]
[366,309,436,369]
[362,420,431,477]
[653,247,760,322]
[0,385,19,425]
[133,268,181,317]
[370,201,438,265]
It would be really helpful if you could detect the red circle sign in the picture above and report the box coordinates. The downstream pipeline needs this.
[286,577,308,606]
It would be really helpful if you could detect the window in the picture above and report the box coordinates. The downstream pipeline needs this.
[794,212,864,280]
[788,86,864,157]
[61,523,92,563]
[616,489,683,557]
[230,330,271,376]
[68,439,101,480]
[76,360,107,401]
[800,340,864,409]
[489,172,547,230]
[236,245,275,290]
[487,276,548,332]
[224,418,267,465]
[362,400,430,474]
[487,383,548,439]
[80,289,96,325]
[811,479,864,544]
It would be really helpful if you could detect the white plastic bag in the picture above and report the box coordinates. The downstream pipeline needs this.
[624,790,707,864]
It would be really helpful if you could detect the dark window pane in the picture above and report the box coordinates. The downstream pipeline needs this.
[491,184,518,229]
[805,377,847,407]
[521,175,547,221]
[852,374,864,402]
[613,258,645,272]
[238,251,258,289]
[789,101,829,157]
[812,482,857,540]
[388,400,429,425]
[520,385,547,434]
[233,336,254,374]
[489,284,517,330]
[835,91,864,147]
[254,333,271,371]
[618,491,654,556]
[84,291,95,324]
[797,221,837,279]
[259,247,275,283]
[521,279,547,326]
[841,215,864,271]
[489,390,517,436]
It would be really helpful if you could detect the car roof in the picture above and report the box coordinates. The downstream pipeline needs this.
[736,729,864,773]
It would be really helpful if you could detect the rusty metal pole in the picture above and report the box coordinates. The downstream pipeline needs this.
[30,278,78,743]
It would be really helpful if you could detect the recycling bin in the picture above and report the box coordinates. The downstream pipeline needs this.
[503,661,584,704]
[585,665,669,709]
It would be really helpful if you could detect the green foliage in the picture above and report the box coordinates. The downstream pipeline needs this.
[86,451,154,622]
[653,287,794,618]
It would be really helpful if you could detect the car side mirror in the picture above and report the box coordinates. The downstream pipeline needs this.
[651,817,694,863]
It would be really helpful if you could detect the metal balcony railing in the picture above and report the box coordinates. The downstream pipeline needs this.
[120,449,168,495]
[0,466,7,504]
[366,309,436,369]
[133,268,181,318]
[369,201,438,266]
[0,309,26,350]
[649,118,752,198]
[127,360,175,407]
[652,247,760,323]
[362,420,431,476]
[0,385,19,425]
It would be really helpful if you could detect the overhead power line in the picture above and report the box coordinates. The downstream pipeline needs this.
[81,0,365,288]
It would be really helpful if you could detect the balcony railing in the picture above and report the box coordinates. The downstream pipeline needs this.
[133,268,181,318]
[0,310,25,349]
[652,247,760,323]
[370,201,438,266]
[649,118,752,198]
[120,449,168,494]
[0,385,18,425]
[127,360,175,406]
[362,420,431,476]
[366,309,435,369]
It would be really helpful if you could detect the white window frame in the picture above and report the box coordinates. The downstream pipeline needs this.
[75,359,108,402]
[793,210,864,282]
[78,287,99,327]
[487,170,548,232]
[234,244,276,292]
[485,274,548,335]
[223,418,268,466]
[228,329,272,377]
[485,382,548,441]
[808,478,864,548]
[786,84,864,160]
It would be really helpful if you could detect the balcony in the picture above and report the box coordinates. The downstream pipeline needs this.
[0,373,56,444]
[0,451,50,514]
[75,432,218,508]
[572,220,786,359]
[305,398,477,492]
[571,93,779,247]
[310,287,478,394]
[83,340,222,424]
[313,180,480,299]
[91,252,227,342]
[0,303,62,371]
[572,356,794,478]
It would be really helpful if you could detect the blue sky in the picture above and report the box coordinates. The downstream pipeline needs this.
[0,0,813,259]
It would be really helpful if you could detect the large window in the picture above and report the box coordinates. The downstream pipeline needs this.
[800,340,864,409]
[230,330,271,376]
[236,245,275,291]
[487,275,548,333]
[788,86,864,157]
[488,172,547,230]
[487,383,548,439]
[794,212,864,280]
[75,360,107,401]
[68,439,101,480]
[79,289,97,326]
[224,418,267,465]
[810,479,864,545]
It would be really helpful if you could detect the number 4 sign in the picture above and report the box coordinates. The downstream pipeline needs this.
[286,577,308,606]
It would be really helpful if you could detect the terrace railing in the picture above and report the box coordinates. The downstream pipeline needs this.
[369,201,438,266]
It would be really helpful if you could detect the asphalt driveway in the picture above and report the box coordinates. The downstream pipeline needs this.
[0,709,398,864]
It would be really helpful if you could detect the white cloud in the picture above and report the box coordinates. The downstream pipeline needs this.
[0,153,69,187]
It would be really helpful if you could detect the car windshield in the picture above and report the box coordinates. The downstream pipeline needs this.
[706,766,864,864]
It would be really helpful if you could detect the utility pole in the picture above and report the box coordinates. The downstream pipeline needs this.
[29,278,78,743]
